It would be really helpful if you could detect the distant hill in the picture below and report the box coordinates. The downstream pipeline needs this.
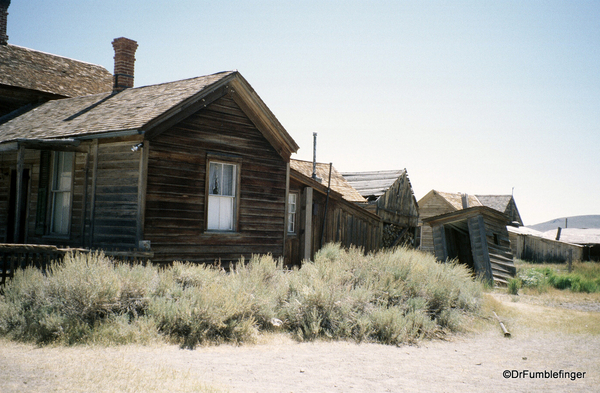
[528,215,600,232]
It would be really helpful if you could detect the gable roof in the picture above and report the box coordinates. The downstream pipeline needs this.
[0,71,299,159]
[419,190,523,225]
[341,169,406,199]
[290,159,367,203]
[0,44,113,97]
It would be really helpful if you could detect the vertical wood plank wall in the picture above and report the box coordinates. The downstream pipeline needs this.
[375,172,419,227]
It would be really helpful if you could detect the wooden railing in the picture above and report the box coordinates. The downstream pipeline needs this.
[0,244,153,286]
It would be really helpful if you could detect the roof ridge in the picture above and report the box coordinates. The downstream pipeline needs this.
[4,43,110,69]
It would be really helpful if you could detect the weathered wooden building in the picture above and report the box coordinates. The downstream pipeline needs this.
[287,159,382,266]
[507,226,584,263]
[422,206,516,285]
[418,190,522,253]
[0,3,112,119]
[342,169,419,247]
[0,38,300,266]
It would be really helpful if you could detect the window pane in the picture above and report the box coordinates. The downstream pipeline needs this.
[52,191,71,234]
[209,163,220,195]
[208,195,234,230]
[222,164,234,196]
[287,193,297,233]
[219,197,233,230]
[60,152,73,190]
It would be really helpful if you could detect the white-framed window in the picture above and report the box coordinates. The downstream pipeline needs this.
[49,151,74,235]
[207,161,238,231]
[288,192,298,233]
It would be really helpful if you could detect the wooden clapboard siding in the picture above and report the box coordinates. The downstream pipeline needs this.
[418,193,455,253]
[90,140,141,248]
[144,94,287,265]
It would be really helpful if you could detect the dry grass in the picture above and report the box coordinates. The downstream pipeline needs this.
[0,339,225,393]
[481,291,600,336]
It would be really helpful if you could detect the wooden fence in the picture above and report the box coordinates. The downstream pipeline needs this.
[0,244,153,286]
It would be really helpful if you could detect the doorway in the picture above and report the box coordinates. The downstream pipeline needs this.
[6,168,30,243]
[444,224,475,273]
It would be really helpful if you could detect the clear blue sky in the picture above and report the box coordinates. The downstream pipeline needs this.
[7,0,600,225]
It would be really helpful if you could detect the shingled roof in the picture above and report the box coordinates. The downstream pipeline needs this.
[341,169,406,200]
[290,159,367,203]
[434,190,483,210]
[0,44,113,97]
[0,71,235,143]
[475,195,514,215]
[0,70,299,160]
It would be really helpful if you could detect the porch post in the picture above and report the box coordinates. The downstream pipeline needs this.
[301,187,313,262]
[13,145,25,243]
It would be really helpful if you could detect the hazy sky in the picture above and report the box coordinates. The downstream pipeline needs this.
[6,1,599,225]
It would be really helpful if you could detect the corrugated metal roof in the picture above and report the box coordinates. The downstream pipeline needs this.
[0,44,113,97]
[542,228,600,245]
[341,169,406,198]
[0,71,236,142]
[290,159,367,203]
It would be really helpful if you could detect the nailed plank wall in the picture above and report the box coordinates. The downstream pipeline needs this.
[144,95,287,265]
[375,173,419,227]
[508,231,583,262]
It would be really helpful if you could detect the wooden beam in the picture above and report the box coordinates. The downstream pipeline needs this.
[283,162,290,261]
[136,140,149,248]
[80,149,90,247]
[88,140,99,247]
[301,187,313,262]
[13,146,25,243]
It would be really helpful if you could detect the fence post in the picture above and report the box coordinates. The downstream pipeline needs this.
[568,249,573,273]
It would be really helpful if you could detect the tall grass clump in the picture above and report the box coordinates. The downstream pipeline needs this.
[0,252,160,345]
[279,244,482,344]
[147,261,259,349]
[0,244,484,347]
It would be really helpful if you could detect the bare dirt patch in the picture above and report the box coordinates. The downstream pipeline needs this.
[1,293,598,393]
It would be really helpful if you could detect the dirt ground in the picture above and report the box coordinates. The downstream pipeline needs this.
[1,293,599,393]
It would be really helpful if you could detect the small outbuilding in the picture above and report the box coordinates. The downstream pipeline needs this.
[418,190,523,253]
[422,206,516,285]
[507,226,584,263]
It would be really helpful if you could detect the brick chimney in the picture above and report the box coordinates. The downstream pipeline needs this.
[0,0,10,45]
[112,37,138,92]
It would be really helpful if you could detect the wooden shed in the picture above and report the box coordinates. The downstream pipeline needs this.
[342,169,419,247]
[507,226,584,263]
[0,70,299,266]
[418,190,523,253]
[287,159,382,266]
[422,206,516,285]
